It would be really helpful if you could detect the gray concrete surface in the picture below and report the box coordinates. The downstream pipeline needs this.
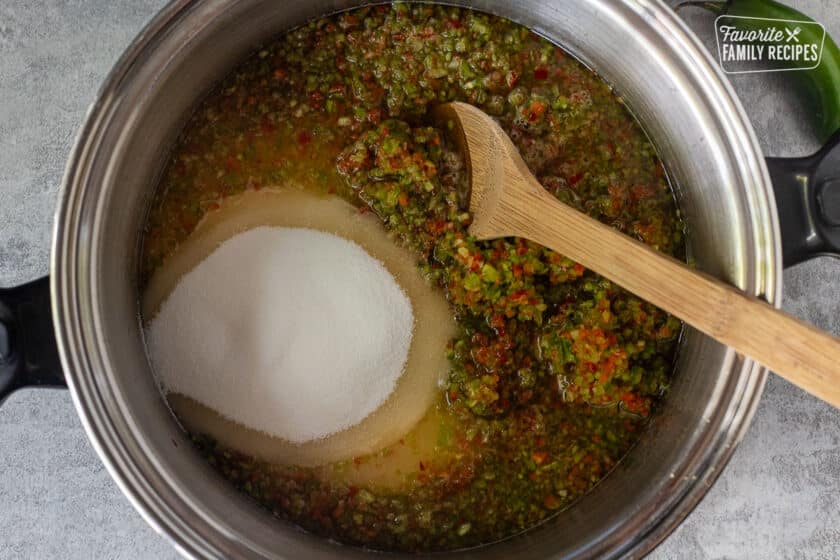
[0,1,838,558]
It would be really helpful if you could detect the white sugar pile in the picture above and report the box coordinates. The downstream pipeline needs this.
[145,226,414,443]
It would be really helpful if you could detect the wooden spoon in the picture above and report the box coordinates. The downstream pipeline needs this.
[437,101,840,408]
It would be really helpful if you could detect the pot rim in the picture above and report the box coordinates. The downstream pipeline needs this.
[51,0,782,558]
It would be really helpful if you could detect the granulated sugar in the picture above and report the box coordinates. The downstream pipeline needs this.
[145,226,414,443]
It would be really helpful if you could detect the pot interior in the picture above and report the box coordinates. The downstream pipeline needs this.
[60,0,778,558]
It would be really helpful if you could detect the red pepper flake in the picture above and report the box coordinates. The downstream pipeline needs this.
[427,219,447,236]
[620,392,650,416]
[543,495,562,510]
[297,130,313,147]
[309,90,325,108]
[489,313,506,330]
[633,222,658,244]
[528,100,546,122]
[568,172,583,187]
[398,192,409,207]
[506,70,520,88]
[533,67,549,80]
[273,68,287,81]
[532,451,549,465]
[631,184,655,202]
[419,461,426,471]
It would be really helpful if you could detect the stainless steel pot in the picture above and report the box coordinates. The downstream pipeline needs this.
[1,0,839,558]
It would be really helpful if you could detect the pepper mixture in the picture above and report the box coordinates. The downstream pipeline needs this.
[143,4,685,552]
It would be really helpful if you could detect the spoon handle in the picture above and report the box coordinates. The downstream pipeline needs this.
[501,183,840,408]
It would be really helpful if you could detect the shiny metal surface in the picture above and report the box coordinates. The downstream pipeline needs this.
[52,0,781,558]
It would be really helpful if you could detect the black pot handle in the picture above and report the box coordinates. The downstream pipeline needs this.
[0,276,64,403]
[766,129,840,268]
